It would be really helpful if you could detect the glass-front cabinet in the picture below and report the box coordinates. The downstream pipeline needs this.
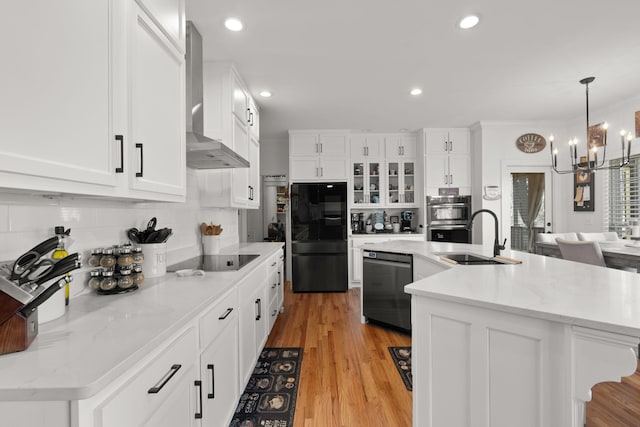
[352,161,383,206]
[387,161,415,205]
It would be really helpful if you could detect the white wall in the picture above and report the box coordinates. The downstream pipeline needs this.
[260,138,289,176]
[0,170,238,300]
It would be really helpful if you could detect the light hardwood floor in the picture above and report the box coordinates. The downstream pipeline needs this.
[267,284,640,427]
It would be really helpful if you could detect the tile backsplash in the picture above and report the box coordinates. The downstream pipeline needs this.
[0,171,238,299]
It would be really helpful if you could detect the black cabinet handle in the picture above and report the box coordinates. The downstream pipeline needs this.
[135,143,144,177]
[148,364,181,393]
[115,135,124,173]
[207,364,215,399]
[255,298,261,320]
[218,308,233,320]
[194,380,203,419]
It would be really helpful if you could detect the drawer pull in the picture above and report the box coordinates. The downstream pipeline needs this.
[135,143,144,177]
[272,309,277,317]
[218,307,233,320]
[272,283,277,289]
[148,364,181,394]
[194,380,203,419]
[271,261,277,267]
[207,364,215,399]
[255,298,261,321]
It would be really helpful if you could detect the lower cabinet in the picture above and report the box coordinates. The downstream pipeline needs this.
[90,327,199,427]
[238,266,270,389]
[198,288,239,426]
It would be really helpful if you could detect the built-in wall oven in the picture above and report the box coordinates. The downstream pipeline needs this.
[426,195,472,243]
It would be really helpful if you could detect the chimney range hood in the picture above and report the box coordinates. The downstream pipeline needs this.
[185,21,249,169]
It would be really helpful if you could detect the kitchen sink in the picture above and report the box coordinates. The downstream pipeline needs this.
[436,252,510,265]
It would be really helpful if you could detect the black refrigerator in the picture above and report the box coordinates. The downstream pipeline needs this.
[290,182,348,292]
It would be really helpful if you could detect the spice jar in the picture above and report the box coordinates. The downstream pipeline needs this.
[100,270,117,291]
[117,268,134,289]
[132,247,144,264]
[88,269,102,290]
[132,265,144,286]
[88,248,103,267]
[116,246,134,268]
[100,248,117,268]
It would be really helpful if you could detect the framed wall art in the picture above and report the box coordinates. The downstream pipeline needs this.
[573,163,594,212]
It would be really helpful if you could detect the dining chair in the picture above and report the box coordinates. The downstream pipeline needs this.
[555,238,607,267]
[577,232,620,242]
[536,232,579,244]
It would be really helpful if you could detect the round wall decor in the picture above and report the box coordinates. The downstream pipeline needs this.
[516,133,546,153]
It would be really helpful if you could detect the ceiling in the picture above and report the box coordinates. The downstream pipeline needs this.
[187,0,640,142]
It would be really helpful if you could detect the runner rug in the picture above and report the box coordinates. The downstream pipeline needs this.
[230,347,303,427]
[388,346,413,391]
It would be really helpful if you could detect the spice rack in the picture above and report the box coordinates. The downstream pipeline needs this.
[87,245,145,295]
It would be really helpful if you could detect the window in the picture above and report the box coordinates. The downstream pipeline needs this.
[511,174,545,252]
[607,154,640,235]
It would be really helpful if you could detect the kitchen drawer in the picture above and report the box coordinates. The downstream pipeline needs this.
[199,288,238,349]
[97,327,198,426]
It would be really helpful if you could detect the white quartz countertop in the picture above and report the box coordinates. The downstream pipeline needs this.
[363,240,640,338]
[0,242,283,401]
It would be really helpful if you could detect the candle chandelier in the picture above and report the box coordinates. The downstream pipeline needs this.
[550,77,633,174]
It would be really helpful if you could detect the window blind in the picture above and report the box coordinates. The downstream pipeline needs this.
[608,155,640,235]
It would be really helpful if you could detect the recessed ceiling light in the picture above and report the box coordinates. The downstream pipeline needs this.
[259,91,272,98]
[224,18,243,32]
[410,88,423,96]
[459,15,480,29]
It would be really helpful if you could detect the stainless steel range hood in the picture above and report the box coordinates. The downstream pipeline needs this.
[185,21,249,169]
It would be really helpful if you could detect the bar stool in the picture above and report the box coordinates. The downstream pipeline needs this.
[555,238,606,267]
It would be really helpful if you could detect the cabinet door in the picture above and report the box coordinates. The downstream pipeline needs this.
[0,1,117,189]
[350,135,381,157]
[248,98,260,139]
[232,73,248,124]
[255,285,269,353]
[387,161,401,204]
[426,156,449,188]
[277,258,285,312]
[247,136,260,209]
[136,0,185,51]
[129,4,185,196]
[425,129,449,154]
[290,157,319,180]
[447,129,470,155]
[238,294,259,388]
[200,320,239,426]
[400,135,417,157]
[449,155,471,187]
[352,247,363,282]
[400,160,416,204]
[385,135,402,157]
[290,134,319,156]
[319,157,348,179]
[319,134,348,156]
[142,365,198,427]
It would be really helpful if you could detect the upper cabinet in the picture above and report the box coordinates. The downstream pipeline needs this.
[289,132,349,181]
[424,128,471,195]
[350,134,382,158]
[0,0,186,202]
[199,62,261,209]
[385,135,417,158]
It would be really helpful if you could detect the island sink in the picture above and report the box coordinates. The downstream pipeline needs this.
[437,252,509,265]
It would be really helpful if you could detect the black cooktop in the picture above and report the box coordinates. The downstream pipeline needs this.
[167,254,260,272]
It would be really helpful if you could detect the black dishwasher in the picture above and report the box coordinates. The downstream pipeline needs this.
[362,250,413,331]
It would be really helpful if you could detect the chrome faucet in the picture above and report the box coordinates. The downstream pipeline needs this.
[468,209,506,257]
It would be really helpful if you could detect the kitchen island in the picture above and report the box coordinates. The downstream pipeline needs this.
[362,240,640,427]
[0,242,284,427]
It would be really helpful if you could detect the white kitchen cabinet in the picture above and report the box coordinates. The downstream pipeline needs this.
[386,160,416,206]
[198,289,239,426]
[425,128,471,195]
[289,131,349,181]
[238,266,269,389]
[0,0,186,202]
[200,62,261,208]
[350,134,382,158]
[128,2,186,197]
[136,0,185,51]
[276,249,285,312]
[351,160,383,206]
[0,1,116,190]
[89,327,199,427]
[425,128,470,155]
[385,134,417,158]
